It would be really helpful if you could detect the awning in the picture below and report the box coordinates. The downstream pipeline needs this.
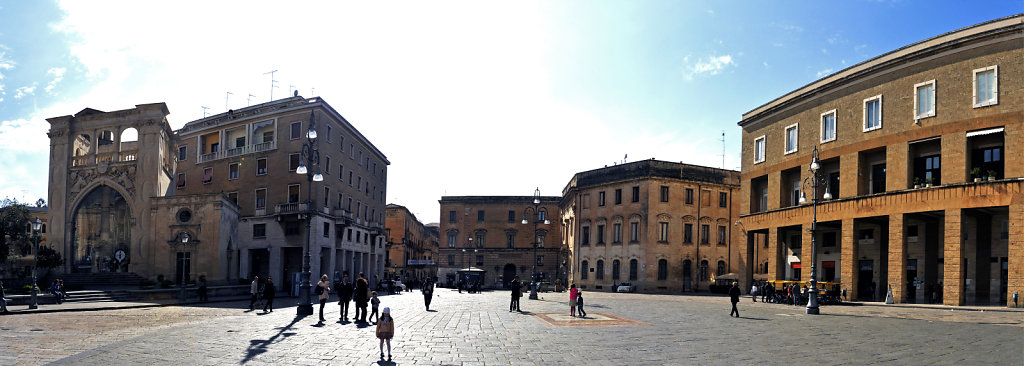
[966,127,1004,137]
[791,262,802,269]
[822,261,835,269]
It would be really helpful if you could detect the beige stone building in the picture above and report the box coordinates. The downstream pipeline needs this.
[561,160,741,293]
[437,195,564,289]
[737,15,1022,306]
[385,203,439,282]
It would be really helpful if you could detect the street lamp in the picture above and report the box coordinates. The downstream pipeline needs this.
[295,110,323,316]
[521,187,549,300]
[178,232,190,303]
[28,218,41,309]
[797,146,832,315]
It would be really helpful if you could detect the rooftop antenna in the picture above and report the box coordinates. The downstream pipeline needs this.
[225,92,233,110]
[623,154,628,164]
[247,93,256,106]
[311,87,316,96]
[289,84,296,96]
[201,106,210,118]
[720,130,726,169]
[263,70,278,101]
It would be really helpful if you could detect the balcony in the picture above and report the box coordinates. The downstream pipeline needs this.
[275,202,307,214]
[198,141,276,164]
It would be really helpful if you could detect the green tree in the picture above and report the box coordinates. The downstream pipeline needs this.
[0,199,32,264]
[36,245,64,276]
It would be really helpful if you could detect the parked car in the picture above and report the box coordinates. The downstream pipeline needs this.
[616,282,636,293]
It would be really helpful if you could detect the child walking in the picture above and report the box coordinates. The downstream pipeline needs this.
[376,307,395,361]
[575,290,586,317]
[369,291,380,323]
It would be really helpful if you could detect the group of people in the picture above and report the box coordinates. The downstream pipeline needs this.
[49,279,67,304]
[248,275,277,312]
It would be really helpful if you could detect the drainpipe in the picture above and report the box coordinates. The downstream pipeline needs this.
[695,183,701,292]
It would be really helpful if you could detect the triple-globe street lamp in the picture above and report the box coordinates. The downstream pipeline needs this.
[797,145,832,315]
[29,218,42,309]
[178,232,190,303]
[521,188,549,300]
[295,110,323,316]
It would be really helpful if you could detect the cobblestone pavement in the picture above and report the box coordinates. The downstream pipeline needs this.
[1,289,1021,365]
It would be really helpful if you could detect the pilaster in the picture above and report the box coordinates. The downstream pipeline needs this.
[887,214,906,303]
[943,209,965,306]
[1007,203,1023,307]
[841,219,857,300]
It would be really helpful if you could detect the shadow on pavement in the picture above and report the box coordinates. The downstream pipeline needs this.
[243,313,306,364]
[738,317,769,321]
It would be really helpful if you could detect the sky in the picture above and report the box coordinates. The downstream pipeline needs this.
[0,1,1020,223]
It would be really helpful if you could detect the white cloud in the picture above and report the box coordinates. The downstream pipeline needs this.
[14,84,36,99]
[682,54,737,80]
[821,48,829,55]
[44,67,66,94]
[771,22,804,33]
[0,49,15,101]
[0,118,49,152]
[816,68,834,78]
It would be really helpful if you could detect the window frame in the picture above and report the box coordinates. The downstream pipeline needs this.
[973,65,998,108]
[820,109,837,143]
[228,162,239,180]
[753,135,766,164]
[176,173,186,189]
[254,188,267,209]
[290,122,301,140]
[660,186,669,202]
[784,123,799,155]
[287,184,300,204]
[177,146,187,161]
[288,153,300,172]
[914,80,936,120]
[863,94,883,132]
[202,167,213,184]
[658,222,669,242]
[256,158,268,176]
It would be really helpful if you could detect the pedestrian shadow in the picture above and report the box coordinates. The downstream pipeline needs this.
[242,314,305,364]
[426,309,438,312]
[737,316,769,321]
[516,311,534,315]
[376,360,396,365]
[312,321,326,327]
[356,322,371,329]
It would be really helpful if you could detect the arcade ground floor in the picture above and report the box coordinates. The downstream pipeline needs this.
[742,182,1022,307]
[436,248,566,289]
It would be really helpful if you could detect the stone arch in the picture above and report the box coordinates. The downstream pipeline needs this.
[681,215,696,223]
[69,184,135,273]
[716,218,730,226]
[119,127,139,153]
[656,213,672,221]
[699,216,713,224]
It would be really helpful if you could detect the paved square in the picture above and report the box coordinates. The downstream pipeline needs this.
[534,312,651,327]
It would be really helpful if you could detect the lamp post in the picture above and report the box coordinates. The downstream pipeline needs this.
[798,146,832,315]
[295,110,323,316]
[521,188,549,300]
[178,232,190,303]
[28,218,41,309]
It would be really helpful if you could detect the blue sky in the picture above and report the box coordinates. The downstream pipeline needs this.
[0,1,1020,222]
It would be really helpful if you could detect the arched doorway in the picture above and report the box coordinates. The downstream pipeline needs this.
[683,260,692,291]
[71,185,131,273]
[502,263,517,289]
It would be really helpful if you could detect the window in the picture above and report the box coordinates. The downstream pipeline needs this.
[658,222,668,242]
[581,261,589,280]
[323,187,330,208]
[821,110,836,143]
[177,146,187,161]
[784,123,799,154]
[973,65,998,108]
[536,233,546,247]
[253,223,266,238]
[226,191,238,206]
[914,80,936,119]
[287,184,300,203]
[323,222,330,238]
[508,210,515,223]
[536,255,543,266]
[719,192,728,208]
[229,163,239,180]
[254,188,266,209]
[700,224,710,244]
[326,125,332,142]
[598,192,606,206]
[325,156,331,174]
[348,171,353,185]
[475,232,484,247]
[685,188,694,204]
[582,226,591,245]
[717,225,727,245]
[596,260,605,280]
[447,255,455,266]
[657,259,667,281]
[629,222,639,242]
[447,234,456,248]
[337,193,343,209]
[597,225,605,244]
[176,173,186,189]
[684,223,693,243]
[338,164,344,181]
[614,189,622,205]
[754,135,766,164]
[699,260,709,281]
[660,186,669,202]
[289,153,300,172]
[629,259,638,281]
[477,210,485,222]
[290,122,301,140]
[612,223,622,244]
[506,232,515,248]
[612,260,621,280]
[202,167,213,184]
[863,95,882,132]
[538,210,547,222]
[448,210,456,223]
[256,158,268,176]
[631,186,639,202]
[914,155,941,185]
[716,260,726,277]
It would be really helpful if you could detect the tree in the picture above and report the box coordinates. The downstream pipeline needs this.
[35,198,46,207]
[0,199,32,264]
[36,246,63,277]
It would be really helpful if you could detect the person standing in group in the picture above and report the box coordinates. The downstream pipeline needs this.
[750,282,758,302]
[422,280,434,311]
[316,274,331,322]
[262,277,276,312]
[575,290,586,317]
[0,280,9,314]
[355,272,370,322]
[509,276,522,312]
[729,282,741,317]
[569,284,578,316]
[198,275,209,303]
[762,282,769,303]
[369,291,380,323]
[248,275,260,311]
[376,307,395,362]
[336,273,353,321]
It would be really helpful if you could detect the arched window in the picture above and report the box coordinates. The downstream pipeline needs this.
[596,260,605,280]
[612,259,621,281]
[717,260,726,276]
[629,259,638,281]
[699,260,709,281]
[657,259,668,281]
[581,260,589,280]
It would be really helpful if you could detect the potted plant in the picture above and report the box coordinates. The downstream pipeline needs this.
[924,177,933,188]
[913,177,922,189]
[970,167,982,182]
[987,170,997,181]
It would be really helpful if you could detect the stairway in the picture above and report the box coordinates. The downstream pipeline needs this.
[58,272,148,288]
[62,289,134,303]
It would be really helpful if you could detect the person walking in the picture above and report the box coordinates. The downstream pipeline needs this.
[376,307,395,362]
[0,280,9,314]
[336,273,353,321]
[197,275,209,303]
[751,282,758,302]
[509,276,522,312]
[729,282,741,317]
[248,276,260,311]
[761,282,769,303]
[569,284,578,316]
[575,290,586,317]
[422,280,434,311]
[261,277,276,312]
[316,274,331,322]
[369,291,380,323]
[355,272,370,322]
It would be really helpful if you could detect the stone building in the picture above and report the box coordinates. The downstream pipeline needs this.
[437,195,564,289]
[385,203,439,282]
[737,15,1022,306]
[560,160,741,293]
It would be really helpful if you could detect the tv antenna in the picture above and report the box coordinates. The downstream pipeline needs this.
[720,130,726,169]
[225,92,233,110]
[247,94,256,106]
[201,106,210,118]
[289,84,296,96]
[263,70,278,101]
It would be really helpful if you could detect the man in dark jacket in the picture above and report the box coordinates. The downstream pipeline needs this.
[729,282,741,317]
[336,273,354,321]
[262,277,276,313]
[422,280,434,311]
[354,272,369,322]
[509,276,522,312]
[0,280,9,313]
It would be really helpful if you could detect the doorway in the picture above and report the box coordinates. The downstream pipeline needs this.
[682,260,692,291]
[175,252,191,285]
[858,260,874,301]
[502,263,516,289]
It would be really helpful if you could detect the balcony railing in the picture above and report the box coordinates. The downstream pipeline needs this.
[198,141,276,164]
[275,202,307,214]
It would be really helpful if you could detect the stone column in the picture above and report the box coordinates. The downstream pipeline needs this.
[886,143,908,192]
[1007,203,1023,307]
[802,223,814,282]
[839,152,859,198]
[767,227,780,281]
[941,132,966,184]
[943,209,965,306]
[887,214,906,303]
[767,172,782,211]
[841,219,857,300]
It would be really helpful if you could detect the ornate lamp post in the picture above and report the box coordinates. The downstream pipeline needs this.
[178,232,190,303]
[798,146,832,315]
[28,218,42,309]
[521,188,549,300]
[295,110,323,316]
